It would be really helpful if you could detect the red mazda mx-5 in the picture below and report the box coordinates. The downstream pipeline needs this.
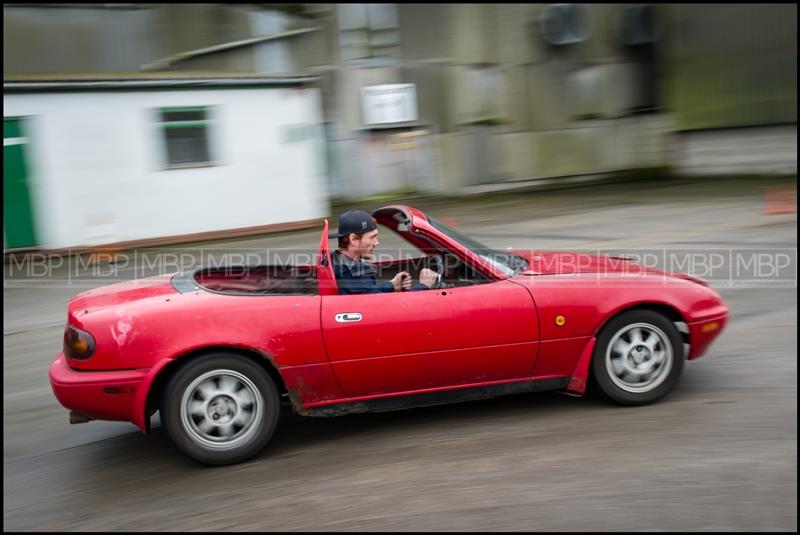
[50,205,729,465]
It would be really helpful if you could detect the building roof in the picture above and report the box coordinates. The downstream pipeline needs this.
[3,71,318,91]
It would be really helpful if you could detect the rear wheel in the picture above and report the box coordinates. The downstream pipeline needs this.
[161,353,280,465]
[592,310,684,405]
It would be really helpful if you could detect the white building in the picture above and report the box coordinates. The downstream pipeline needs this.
[3,73,328,251]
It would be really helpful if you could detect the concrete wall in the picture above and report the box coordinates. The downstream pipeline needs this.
[2,4,259,74]
[436,114,672,191]
[671,125,797,176]
[4,3,796,204]
[3,86,327,249]
[3,6,160,73]
[662,4,797,131]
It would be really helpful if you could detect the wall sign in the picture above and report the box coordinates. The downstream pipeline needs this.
[361,84,418,125]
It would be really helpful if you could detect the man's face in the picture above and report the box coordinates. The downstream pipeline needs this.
[351,229,380,260]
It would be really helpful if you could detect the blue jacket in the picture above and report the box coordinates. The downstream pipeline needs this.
[331,250,428,295]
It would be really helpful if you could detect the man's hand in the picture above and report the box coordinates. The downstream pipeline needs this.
[391,271,412,292]
[419,268,439,289]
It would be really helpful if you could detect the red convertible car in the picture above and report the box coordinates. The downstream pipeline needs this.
[50,205,729,465]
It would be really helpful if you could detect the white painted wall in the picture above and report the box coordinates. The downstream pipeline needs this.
[3,86,327,249]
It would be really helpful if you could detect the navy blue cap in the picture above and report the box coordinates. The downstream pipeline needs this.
[330,210,378,238]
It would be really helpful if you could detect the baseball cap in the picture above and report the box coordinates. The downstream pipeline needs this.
[330,210,378,238]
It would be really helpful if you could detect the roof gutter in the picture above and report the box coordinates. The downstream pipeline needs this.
[140,27,321,71]
[3,76,318,91]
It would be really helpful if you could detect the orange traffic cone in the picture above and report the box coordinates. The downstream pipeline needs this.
[763,186,796,215]
[439,216,459,228]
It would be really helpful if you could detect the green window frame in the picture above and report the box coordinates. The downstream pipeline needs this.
[158,106,213,169]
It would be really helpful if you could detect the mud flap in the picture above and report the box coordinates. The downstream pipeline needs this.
[565,338,596,396]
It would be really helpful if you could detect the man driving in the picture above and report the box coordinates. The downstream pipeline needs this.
[330,210,438,295]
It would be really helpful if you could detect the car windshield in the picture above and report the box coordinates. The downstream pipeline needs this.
[426,215,528,276]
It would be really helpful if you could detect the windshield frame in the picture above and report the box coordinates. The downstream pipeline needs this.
[425,215,528,276]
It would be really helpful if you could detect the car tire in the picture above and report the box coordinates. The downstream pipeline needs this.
[160,353,280,466]
[591,310,684,406]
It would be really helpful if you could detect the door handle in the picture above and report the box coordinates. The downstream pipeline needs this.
[335,312,362,323]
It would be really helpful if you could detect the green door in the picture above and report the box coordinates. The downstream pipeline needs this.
[4,117,38,248]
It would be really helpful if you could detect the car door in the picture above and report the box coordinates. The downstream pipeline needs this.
[321,280,539,398]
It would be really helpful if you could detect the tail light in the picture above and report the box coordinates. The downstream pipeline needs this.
[64,325,95,360]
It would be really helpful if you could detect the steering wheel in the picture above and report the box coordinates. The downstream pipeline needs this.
[424,255,444,290]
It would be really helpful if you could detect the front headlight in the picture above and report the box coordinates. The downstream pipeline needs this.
[63,325,95,360]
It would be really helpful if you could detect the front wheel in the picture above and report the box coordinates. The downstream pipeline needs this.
[161,354,280,465]
[591,310,684,406]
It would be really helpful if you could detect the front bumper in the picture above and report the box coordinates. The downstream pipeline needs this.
[687,311,730,360]
[49,353,148,424]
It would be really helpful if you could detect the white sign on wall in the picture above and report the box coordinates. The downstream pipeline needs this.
[361,84,418,126]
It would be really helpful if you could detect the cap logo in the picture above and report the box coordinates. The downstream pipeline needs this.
[361,221,367,229]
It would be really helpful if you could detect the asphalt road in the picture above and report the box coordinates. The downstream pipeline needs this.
[4,177,797,531]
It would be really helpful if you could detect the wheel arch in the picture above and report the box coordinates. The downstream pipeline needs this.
[143,346,289,432]
[598,302,690,345]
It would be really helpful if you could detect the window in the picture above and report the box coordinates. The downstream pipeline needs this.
[159,107,213,168]
[539,4,592,46]
[617,5,660,113]
[337,4,399,60]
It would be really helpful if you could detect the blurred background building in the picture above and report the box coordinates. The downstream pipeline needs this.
[3,3,797,251]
